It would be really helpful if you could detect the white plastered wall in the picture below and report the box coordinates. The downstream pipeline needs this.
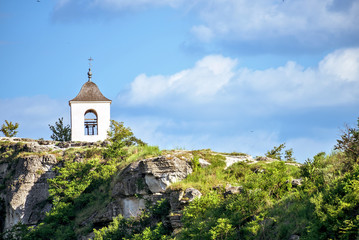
[69,101,111,142]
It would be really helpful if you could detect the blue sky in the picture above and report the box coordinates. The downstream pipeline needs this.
[1,0,359,162]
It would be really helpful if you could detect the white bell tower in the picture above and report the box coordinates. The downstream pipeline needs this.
[69,62,111,142]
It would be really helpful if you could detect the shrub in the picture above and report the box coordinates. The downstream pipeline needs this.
[103,120,145,159]
[93,198,172,240]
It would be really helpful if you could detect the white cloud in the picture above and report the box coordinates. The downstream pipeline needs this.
[91,0,184,9]
[121,48,359,111]
[113,47,359,163]
[122,55,237,105]
[191,0,359,47]
[319,48,359,82]
[54,0,359,50]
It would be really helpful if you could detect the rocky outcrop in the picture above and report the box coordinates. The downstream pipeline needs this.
[223,184,243,198]
[1,154,57,231]
[0,139,206,236]
[198,158,211,168]
[169,188,202,230]
[112,156,192,197]
[291,178,303,187]
[289,235,300,240]
[225,154,254,168]
[81,156,193,229]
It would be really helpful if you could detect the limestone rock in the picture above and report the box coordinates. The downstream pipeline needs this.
[23,142,52,153]
[169,188,201,230]
[88,156,193,228]
[169,190,184,212]
[112,161,148,197]
[198,158,211,168]
[2,154,57,231]
[291,178,303,187]
[89,197,146,226]
[112,156,192,197]
[289,235,300,240]
[223,184,243,198]
[169,213,182,229]
[180,188,202,204]
[225,155,254,168]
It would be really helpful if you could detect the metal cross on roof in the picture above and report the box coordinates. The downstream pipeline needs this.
[87,57,94,82]
[88,57,94,68]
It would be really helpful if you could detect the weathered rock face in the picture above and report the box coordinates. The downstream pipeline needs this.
[1,154,57,231]
[112,156,192,197]
[0,139,196,235]
[225,154,254,168]
[291,178,303,187]
[223,184,243,198]
[87,156,193,227]
[169,188,202,230]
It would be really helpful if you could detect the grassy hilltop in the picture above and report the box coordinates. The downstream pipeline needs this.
[0,120,358,240]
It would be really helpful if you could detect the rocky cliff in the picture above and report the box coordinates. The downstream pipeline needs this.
[0,139,59,231]
[0,137,312,240]
[0,138,199,237]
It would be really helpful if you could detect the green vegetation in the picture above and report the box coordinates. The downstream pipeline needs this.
[335,118,359,164]
[1,120,19,137]
[1,118,359,239]
[0,121,160,240]
[103,120,146,159]
[94,199,172,240]
[265,143,296,162]
[171,150,228,193]
[49,117,71,141]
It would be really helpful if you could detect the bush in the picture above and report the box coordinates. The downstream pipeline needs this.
[93,199,172,240]
[103,120,145,159]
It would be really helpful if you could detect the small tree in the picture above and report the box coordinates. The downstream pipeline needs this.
[265,143,286,160]
[49,117,71,141]
[335,118,359,163]
[265,143,295,161]
[1,120,19,137]
[284,148,296,162]
[107,120,145,146]
[104,120,145,159]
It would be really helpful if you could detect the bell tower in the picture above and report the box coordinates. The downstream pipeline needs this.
[69,60,111,142]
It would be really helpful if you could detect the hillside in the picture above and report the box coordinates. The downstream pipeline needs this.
[0,124,358,239]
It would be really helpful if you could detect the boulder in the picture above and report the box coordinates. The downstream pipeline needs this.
[291,179,303,187]
[223,184,243,198]
[289,235,300,240]
[225,155,254,168]
[198,158,211,168]
[180,188,202,204]
[112,156,192,197]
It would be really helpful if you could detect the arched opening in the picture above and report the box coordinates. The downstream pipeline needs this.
[84,110,98,135]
